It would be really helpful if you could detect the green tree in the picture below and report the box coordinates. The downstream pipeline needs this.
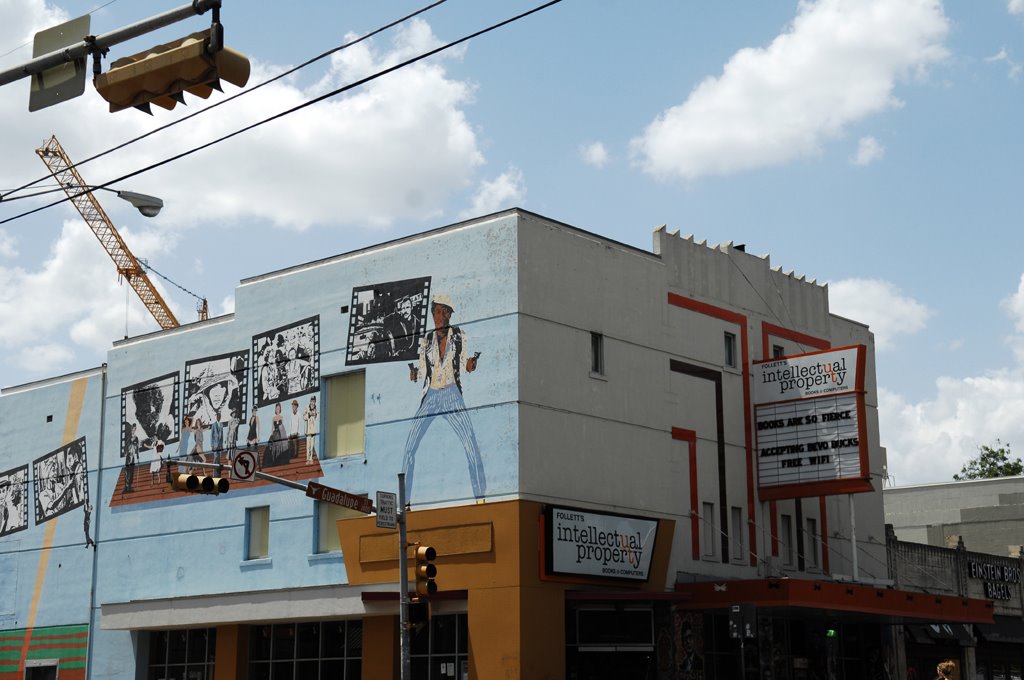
[954,440,1023,480]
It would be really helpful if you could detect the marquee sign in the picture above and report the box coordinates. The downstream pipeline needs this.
[544,506,657,582]
[753,345,872,500]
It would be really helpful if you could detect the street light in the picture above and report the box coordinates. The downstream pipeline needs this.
[70,185,163,218]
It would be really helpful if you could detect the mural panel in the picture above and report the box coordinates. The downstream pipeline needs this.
[182,350,248,463]
[252,316,320,409]
[121,372,180,457]
[346,277,431,365]
[0,464,29,537]
[33,437,88,524]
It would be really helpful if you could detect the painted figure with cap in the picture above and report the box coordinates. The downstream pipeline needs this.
[403,293,486,501]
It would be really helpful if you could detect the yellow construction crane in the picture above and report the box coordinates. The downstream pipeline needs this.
[35,135,208,329]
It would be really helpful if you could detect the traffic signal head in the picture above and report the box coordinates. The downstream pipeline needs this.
[414,545,437,598]
[171,473,229,495]
[94,29,250,113]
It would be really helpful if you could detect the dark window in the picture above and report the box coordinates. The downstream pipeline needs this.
[249,620,362,679]
[772,344,785,359]
[410,613,469,680]
[148,628,216,680]
[591,332,604,375]
[724,332,737,367]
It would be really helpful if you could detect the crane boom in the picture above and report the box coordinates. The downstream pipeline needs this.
[35,135,180,330]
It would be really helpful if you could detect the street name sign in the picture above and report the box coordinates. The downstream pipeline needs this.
[305,481,373,514]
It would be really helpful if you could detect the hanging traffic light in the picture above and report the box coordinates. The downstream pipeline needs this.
[93,28,249,114]
[414,545,437,598]
[171,473,229,495]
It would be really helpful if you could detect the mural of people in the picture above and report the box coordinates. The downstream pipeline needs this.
[246,408,260,449]
[121,372,179,459]
[346,277,430,365]
[123,424,138,493]
[33,437,89,524]
[674,610,704,679]
[252,318,320,409]
[0,465,29,538]
[402,293,486,502]
[265,402,291,468]
[83,502,95,549]
[185,352,247,466]
[288,399,301,458]
[303,396,319,462]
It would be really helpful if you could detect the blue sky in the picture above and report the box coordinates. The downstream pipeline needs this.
[1,0,1023,486]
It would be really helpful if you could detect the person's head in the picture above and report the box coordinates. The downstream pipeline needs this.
[208,381,228,408]
[309,396,316,407]
[291,399,299,412]
[397,297,413,320]
[275,402,282,415]
[132,384,164,435]
[937,660,956,678]
[431,294,454,329]
[183,415,192,428]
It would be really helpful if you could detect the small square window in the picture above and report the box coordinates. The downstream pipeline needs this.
[326,372,364,458]
[590,332,604,375]
[724,332,737,367]
[246,506,270,560]
[772,344,785,359]
[316,501,364,553]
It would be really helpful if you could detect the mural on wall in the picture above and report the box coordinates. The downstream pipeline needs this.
[252,316,320,409]
[121,372,180,457]
[33,437,88,525]
[402,292,486,502]
[346,277,431,365]
[183,351,248,464]
[0,464,29,537]
[671,607,704,680]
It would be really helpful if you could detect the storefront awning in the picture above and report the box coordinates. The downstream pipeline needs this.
[976,617,1024,644]
[906,623,975,646]
[669,579,993,624]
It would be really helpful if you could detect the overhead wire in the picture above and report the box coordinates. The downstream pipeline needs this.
[0,0,450,204]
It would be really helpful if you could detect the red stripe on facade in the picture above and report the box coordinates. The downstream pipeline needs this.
[673,427,699,560]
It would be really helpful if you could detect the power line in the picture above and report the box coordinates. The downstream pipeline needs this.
[0,0,450,204]
[1,0,563,227]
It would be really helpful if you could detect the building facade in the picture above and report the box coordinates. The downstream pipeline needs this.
[0,209,991,679]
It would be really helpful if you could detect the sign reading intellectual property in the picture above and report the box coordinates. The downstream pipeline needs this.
[753,345,872,500]
[545,506,657,582]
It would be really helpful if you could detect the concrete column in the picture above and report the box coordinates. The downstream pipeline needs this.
[361,615,397,679]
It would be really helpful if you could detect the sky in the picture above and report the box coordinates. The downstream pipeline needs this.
[1,0,1022,487]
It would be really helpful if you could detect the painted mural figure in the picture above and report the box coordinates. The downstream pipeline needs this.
[304,396,319,462]
[288,399,301,459]
[384,296,419,355]
[246,408,260,449]
[131,382,173,451]
[265,403,290,467]
[83,502,95,549]
[124,424,138,493]
[192,370,237,465]
[402,293,486,501]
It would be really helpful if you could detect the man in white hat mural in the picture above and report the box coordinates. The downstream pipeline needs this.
[403,293,485,502]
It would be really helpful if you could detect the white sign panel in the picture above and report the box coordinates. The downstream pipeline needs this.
[549,507,657,581]
[756,393,862,488]
[754,346,860,404]
[375,491,397,529]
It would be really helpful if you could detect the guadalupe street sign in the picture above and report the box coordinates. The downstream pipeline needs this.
[305,481,373,514]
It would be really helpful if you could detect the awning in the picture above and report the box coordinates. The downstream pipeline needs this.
[670,579,993,625]
[975,617,1024,645]
[906,623,975,646]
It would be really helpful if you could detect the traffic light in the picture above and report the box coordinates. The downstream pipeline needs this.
[171,473,229,495]
[94,28,249,114]
[414,545,437,598]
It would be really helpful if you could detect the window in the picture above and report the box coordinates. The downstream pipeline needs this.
[249,620,362,679]
[23,660,58,680]
[701,502,716,557]
[247,506,270,560]
[781,514,794,566]
[326,372,365,458]
[316,501,364,554]
[724,332,736,367]
[772,344,785,359]
[806,517,819,568]
[410,613,469,680]
[730,506,744,561]
[148,628,217,680]
[590,332,604,375]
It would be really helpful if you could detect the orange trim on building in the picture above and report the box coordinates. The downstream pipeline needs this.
[673,427,699,560]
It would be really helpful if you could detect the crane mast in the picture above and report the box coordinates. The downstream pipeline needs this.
[36,135,180,329]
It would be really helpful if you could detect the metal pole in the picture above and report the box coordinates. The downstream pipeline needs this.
[0,0,221,87]
[398,472,411,680]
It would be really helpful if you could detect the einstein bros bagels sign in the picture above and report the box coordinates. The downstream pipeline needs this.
[753,345,872,500]
[545,507,658,582]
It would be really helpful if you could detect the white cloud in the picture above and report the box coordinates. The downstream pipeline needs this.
[580,142,609,169]
[1010,0,1024,16]
[629,0,949,181]
[0,9,484,233]
[219,294,236,316]
[0,230,17,257]
[852,136,886,166]
[828,278,933,351]
[1001,273,1024,361]
[459,167,525,219]
[14,343,73,376]
[985,48,1022,81]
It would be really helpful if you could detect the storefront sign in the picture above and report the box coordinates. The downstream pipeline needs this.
[547,507,657,581]
[753,345,872,500]
[968,559,1021,601]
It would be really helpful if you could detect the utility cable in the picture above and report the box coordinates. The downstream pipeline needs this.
[138,260,205,304]
[0,0,449,203]
[0,0,562,227]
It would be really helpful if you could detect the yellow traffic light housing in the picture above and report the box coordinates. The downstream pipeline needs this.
[171,472,229,495]
[94,28,249,113]
[414,545,437,598]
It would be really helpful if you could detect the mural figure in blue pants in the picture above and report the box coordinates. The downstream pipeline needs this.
[403,293,485,502]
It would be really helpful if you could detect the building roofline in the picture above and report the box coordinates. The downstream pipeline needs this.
[2,363,106,395]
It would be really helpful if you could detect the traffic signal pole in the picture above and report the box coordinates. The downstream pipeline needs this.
[0,0,223,87]
[398,472,412,680]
